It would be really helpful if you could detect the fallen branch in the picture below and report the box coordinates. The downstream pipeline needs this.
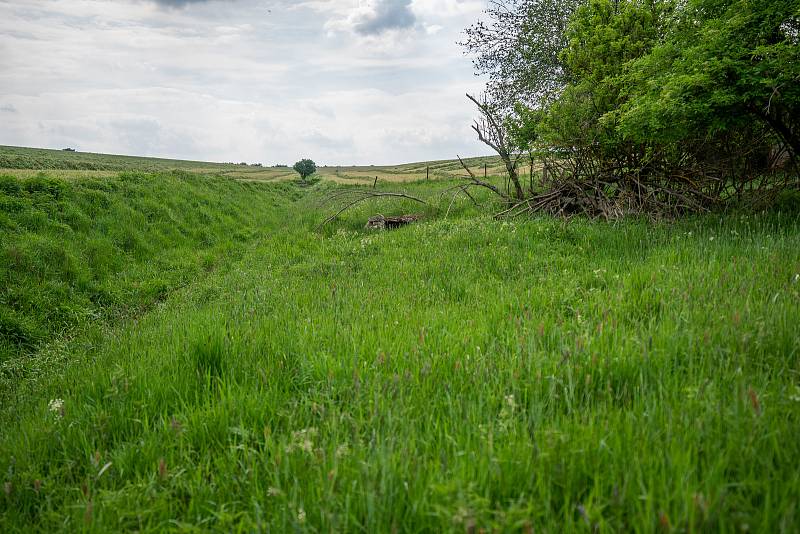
[316,190,428,229]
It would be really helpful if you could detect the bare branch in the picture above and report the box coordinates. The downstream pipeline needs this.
[457,155,509,200]
[465,94,525,199]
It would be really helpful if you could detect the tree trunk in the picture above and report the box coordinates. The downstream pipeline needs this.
[503,156,525,200]
[752,103,800,161]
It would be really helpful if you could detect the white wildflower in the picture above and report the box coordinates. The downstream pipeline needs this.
[48,398,64,418]
[499,394,517,431]
[288,428,317,456]
[297,508,306,523]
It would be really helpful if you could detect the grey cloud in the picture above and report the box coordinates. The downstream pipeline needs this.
[0,104,17,113]
[354,0,416,36]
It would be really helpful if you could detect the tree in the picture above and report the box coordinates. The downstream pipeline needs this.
[459,0,584,202]
[465,93,525,200]
[458,0,798,217]
[293,159,317,180]
[618,0,800,161]
[460,0,584,110]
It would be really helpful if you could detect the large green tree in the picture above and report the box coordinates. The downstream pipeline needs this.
[462,0,799,214]
[293,159,317,181]
[618,0,800,160]
[537,0,673,154]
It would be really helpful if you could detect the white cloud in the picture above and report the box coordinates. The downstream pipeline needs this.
[410,0,484,19]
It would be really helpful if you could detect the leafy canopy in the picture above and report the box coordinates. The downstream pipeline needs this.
[461,0,584,110]
[618,0,800,154]
[465,0,800,215]
[293,159,317,180]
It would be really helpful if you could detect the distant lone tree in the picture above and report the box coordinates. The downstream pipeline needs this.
[293,159,317,180]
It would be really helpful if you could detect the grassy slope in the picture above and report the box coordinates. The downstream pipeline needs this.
[0,145,236,173]
[0,149,798,531]
[0,170,297,377]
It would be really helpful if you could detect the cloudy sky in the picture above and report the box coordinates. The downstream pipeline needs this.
[0,0,490,165]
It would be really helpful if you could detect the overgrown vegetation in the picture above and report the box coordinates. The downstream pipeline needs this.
[463,0,799,216]
[0,160,799,530]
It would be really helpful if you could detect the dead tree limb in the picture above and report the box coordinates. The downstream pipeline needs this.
[457,155,509,200]
[437,183,480,207]
[466,93,525,199]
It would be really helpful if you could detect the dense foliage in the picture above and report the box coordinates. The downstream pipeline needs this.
[464,0,800,216]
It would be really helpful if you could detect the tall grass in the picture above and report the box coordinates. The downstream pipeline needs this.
[1,170,798,531]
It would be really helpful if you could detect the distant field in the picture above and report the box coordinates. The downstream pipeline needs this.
[0,145,510,184]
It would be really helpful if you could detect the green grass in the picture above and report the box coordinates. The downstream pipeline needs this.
[0,170,296,372]
[0,145,240,173]
[0,156,799,532]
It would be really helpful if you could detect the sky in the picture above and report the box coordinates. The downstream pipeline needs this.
[0,0,491,165]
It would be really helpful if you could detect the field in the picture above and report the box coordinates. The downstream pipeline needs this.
[0,145,510,185]
[1,146,799,532]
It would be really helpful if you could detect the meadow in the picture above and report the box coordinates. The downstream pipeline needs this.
[1,146,799,532]
[0,145,508,185]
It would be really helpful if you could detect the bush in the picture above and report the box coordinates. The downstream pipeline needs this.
[506,0,800,216]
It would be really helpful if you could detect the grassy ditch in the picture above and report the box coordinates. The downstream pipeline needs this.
[1,174,798,530]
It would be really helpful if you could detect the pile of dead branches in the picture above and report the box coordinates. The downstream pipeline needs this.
[314,107,797,227]
[488,141,798,221]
